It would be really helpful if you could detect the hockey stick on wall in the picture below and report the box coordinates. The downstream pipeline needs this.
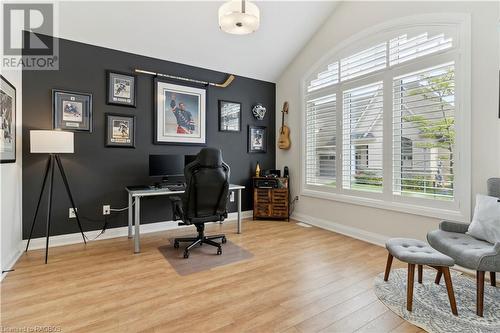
[134,68,235,88]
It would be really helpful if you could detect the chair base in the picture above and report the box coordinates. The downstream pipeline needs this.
[173,223,226,259]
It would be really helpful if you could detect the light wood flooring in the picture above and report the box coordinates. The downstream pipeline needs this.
[1,220,424,333]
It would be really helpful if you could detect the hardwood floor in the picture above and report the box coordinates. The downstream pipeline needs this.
[1,220,423,333]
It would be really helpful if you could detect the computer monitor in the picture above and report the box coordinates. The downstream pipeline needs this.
[149,154,197,183]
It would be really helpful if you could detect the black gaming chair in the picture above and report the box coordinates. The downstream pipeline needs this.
[171,148,230,258]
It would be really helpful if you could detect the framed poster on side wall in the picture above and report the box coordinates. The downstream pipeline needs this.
[0,75,16,163]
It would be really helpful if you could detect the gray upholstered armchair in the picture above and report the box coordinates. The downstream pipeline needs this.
[427,178,500,317]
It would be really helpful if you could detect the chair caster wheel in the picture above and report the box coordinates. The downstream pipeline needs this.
[217,248,222,255]
[183,251,189,259]
[174,241,179,249]
[221,237,227,244]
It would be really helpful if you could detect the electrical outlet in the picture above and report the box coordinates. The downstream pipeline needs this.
[103,205,111,215]
[230,191,235,202]
[295,196,299,201]
[69,208,77,218]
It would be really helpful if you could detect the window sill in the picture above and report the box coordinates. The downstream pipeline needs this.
[300,188,467,222]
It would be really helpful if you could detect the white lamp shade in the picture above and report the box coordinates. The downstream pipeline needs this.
[219,0,260,35]
[30,130,74,154]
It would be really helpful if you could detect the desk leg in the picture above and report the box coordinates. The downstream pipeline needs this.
[237,189,242,234]
[134,197,141,253]
[128,194,133,239]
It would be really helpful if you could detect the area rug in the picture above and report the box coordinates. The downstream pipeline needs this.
[158,239,253,276]
[374,268,500,333]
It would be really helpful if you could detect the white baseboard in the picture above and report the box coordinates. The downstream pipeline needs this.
[21,210,253,251]
[292,212,389,247]
[1,248,23,282]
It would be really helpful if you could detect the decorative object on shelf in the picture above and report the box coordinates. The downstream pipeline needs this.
[106,70,137,107]
[218,0,260,35]
[26,130,87,263]
[252,103,266,120]
[105,113,136,148]
[219,100,241,132]
[0,75,16,163]
[248,125,267,153]
[154,79,206,145]
[278,101,291,150]
[135,68,235,88]
[255,161,260,177]
[52,89,93,132]
[253,177,289,221]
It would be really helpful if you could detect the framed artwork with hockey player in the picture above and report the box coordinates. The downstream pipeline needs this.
[154,79,206,145]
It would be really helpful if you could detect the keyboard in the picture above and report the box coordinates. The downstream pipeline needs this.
[166,184,186,192]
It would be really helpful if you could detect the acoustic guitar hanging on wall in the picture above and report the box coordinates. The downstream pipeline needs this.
[278,101,291,150]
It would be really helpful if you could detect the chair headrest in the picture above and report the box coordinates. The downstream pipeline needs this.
[487,178,500,199]
[196,148,222,167]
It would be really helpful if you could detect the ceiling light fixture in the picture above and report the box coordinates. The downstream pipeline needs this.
[218,0,260,35]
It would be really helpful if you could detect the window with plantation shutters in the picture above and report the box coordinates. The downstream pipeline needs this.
[302,16,469,220]
[342,82,384,192]
[305,94,337,186]
[393,62,455,200]
[340,43,386,81]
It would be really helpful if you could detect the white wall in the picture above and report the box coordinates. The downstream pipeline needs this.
[0,68,22,279]
[277,1,500,243]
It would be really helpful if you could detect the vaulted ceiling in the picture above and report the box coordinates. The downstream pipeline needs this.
[57,1,338,82]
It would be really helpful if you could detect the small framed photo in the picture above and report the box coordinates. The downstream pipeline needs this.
[107,71,137,107]
[53,89,92,132]
[219,100,241,132]
[248,125,267,153]
[105,113,136,148]
[1,75,16,163]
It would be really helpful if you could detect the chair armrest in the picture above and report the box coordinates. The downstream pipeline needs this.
[494,242,500,255]
[439,220,469,233]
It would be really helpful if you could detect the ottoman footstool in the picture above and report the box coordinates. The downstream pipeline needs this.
[384,238,458,315]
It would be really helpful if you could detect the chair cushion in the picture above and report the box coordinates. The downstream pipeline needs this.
[467,194,500,244]
[427,230,500,271]
[386,238,454,266]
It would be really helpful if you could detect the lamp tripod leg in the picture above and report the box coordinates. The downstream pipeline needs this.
[54,155,87,244]
[45,155,55,264]
[26,155,52,252]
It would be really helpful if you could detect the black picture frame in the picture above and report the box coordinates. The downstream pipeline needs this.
[52,89,93,132]
[248,125,267,153]
[153,78,207,145]
[106,70,137,108]
[219,100,241,132]
[0,75,16,163]
[105,113,136,148]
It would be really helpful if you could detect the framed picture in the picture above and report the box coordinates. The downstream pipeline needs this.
[0,75,16,163]
[248,125,267,153]
[219,100,241,132]
[154,79,206,145]
[53,89,93,132]
[106,71,137,107]
[105,113,136,148]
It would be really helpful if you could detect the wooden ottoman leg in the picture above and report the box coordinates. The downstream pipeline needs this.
[477,271,485,317]
[418,265,423,284]
[442,267,458,316]
[407,263,415,312]
[490,272,496,287]
[384,253,393,282]
[435,267,442,285]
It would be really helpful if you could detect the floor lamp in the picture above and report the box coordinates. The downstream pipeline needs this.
[26,130,87,263]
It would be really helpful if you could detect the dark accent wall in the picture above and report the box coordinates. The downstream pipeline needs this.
[22,37,275,239]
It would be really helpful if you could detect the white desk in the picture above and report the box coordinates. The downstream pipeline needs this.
[126,184,245,253]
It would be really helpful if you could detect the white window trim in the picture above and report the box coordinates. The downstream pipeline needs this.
[300,13,471,222]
